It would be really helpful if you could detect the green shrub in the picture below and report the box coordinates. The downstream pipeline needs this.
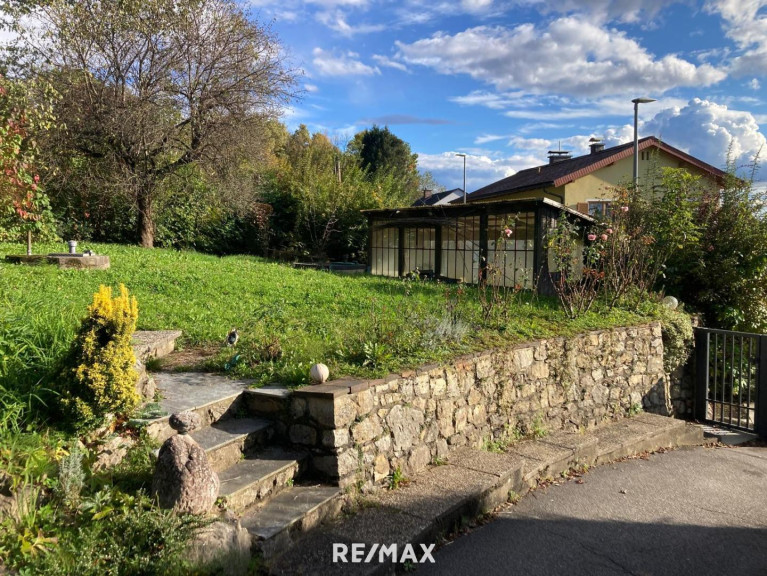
[14,492,205,576]
[657,307,694,374]
[664,163,767,333]
[57,285,139,431]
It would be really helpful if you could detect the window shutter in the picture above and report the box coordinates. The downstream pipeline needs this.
[576,202,589,214]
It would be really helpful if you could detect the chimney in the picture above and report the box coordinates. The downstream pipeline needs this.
[589,137,605,154]
[547,150,572,164]
[422,188,433,199]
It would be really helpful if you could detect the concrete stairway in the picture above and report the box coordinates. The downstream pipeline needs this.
[139,366,342,560]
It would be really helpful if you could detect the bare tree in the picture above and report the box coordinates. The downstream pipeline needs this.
[30,0,294,246]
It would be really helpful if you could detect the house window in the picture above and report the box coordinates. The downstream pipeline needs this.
[588,201,612,218]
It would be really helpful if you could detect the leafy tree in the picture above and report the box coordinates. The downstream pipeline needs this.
[260,125,422,261]
[0,74,58,249]
[264,126,370,259]
[27,0,294,247]
[348,125,420,202]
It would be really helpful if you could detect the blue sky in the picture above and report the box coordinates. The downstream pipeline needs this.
[249,0,767,192]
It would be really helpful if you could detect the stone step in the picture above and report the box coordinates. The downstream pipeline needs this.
[242,386,291,419]
[218,448,309,512]
[132,330,183,362]
[192,417,273,473]
[240,484,343,560]
[139,372,252,442]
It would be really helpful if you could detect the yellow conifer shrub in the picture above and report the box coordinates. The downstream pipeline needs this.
[59,284,139,430]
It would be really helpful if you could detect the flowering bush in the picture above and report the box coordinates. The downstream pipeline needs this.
[546,216,602,318]
[583,170,701,309]
[547,168,701,317]
[479,216,526,322]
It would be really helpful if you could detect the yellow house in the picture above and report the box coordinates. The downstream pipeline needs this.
[466,136,727,216]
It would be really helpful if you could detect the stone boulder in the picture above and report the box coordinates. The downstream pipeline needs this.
[152,433,219,515]
[169,411,202,435]
[92,434,136,472]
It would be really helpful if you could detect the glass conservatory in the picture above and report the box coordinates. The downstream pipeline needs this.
[364,198,592,294]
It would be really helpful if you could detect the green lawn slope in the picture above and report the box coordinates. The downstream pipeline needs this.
[1,242,660,388]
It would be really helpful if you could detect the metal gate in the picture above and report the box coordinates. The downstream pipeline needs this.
[695,327,767,438]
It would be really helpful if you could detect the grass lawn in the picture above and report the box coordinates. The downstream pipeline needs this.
[1,241,663,389]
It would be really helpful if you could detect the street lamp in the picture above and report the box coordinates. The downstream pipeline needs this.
[456,153,467,203]
[632,97,656,189]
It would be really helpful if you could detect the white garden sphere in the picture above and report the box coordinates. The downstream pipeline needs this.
[310,363,330,384]
[661,296,679,310]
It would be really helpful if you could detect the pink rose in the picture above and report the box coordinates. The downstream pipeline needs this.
[621,206,629,212]
[600,234,608,241]
[606,228,613,234]
[587,233,597,241]
[504,228,513,238]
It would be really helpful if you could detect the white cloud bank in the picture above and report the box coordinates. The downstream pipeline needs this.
[495,99,766,179]
[644,98,766,175]
[396,18,726,97]
[417,151,543,191]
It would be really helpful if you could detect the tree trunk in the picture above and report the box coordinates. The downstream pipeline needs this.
[137,188,154,248]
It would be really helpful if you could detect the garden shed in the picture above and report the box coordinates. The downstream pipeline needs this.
[364,198,593,294]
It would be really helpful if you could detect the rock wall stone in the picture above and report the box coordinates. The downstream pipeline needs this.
[286,322,669,489]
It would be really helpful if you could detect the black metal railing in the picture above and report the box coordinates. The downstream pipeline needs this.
[695,327,767,437]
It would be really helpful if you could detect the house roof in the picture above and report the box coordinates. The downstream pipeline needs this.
[412,188,463,206]
[364,197,594,224]
[465,136,728,203]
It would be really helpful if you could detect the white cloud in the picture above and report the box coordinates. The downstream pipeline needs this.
[643,98,766,175]
[315,11,386,35]
[706,0,767,75]
[508,136,552,150]
[312,47,380,76]
[460,0,494,13]
[396,19,726,97]
[451,91,528,110]
[372,54,409,72]
[417,151,543,191]
[475,134,507,144]
[747,78,761,90]
[533,0,676,23]
[304,83,319,93]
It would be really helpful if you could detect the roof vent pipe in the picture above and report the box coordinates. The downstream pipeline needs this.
[589,138,605,154]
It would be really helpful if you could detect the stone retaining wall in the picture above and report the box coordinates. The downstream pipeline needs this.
[280,322,669,489]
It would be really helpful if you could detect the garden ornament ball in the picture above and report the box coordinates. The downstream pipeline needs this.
[310,363,329,384]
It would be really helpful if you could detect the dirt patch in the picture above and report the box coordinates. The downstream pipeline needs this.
[150,346,221,372]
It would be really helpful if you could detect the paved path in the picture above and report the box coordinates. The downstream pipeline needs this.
[419,445,767,576]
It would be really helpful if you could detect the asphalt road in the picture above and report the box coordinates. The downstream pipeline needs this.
[419,445,767,576]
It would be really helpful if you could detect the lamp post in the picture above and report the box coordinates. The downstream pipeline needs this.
[456,153,467,203]
[632,97,656,189]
